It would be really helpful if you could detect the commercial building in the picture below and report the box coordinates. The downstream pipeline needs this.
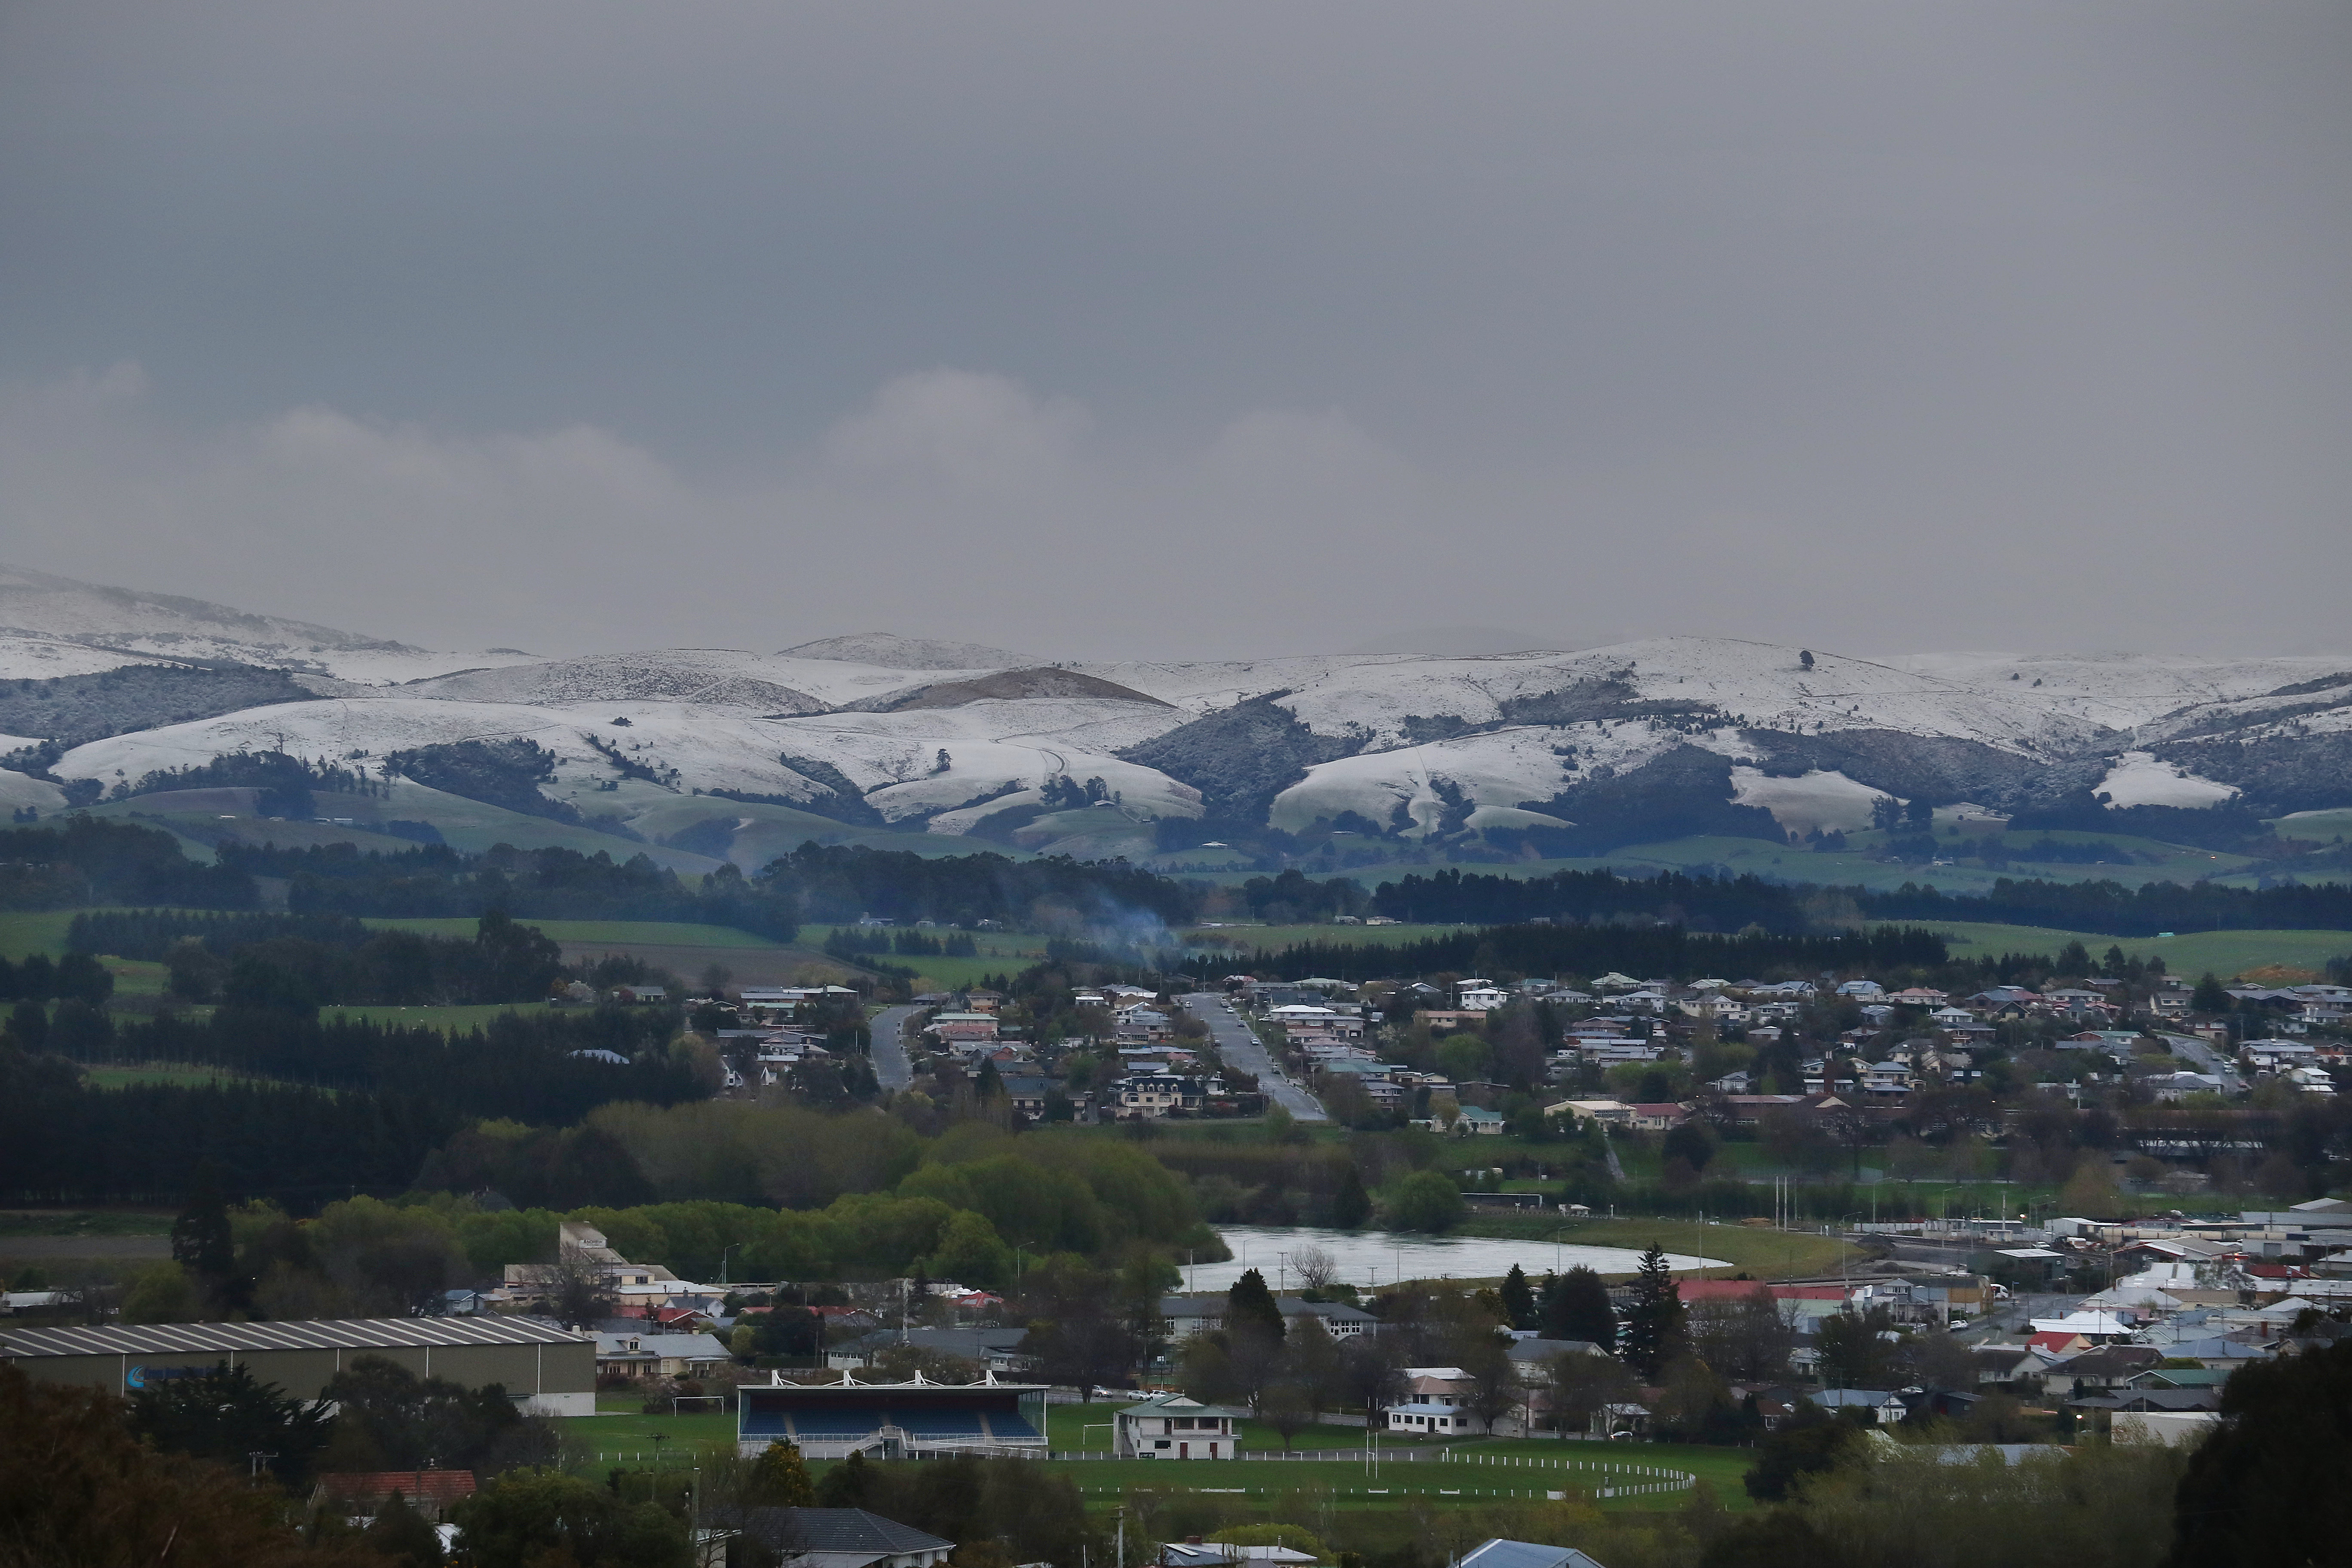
[0,1315,596,1416]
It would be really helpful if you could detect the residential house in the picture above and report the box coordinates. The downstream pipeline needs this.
[593,1331,731,1381]
[1158,1544,1320,1568]
[824,1326,1035,1373]
[1385,1400,1478,1434]
[1157,1296,1376,1341]
[1547,1099,1634,1128]
[1420,1105,1506,1136]
[710,1508,955,1568]
[1861,1061,1914,1098]
[314,1470,477,1525]
[1117,1074,1215,1119]
[1810,1389,1909,1425]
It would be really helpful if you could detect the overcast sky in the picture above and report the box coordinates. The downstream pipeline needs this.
[2,2,2345,660]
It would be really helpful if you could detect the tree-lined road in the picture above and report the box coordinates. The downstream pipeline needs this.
[871,1004,920,1091]
[1181,992,1329,1122]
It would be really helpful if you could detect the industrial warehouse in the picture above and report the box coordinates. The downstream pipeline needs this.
[0,1315,597,1415]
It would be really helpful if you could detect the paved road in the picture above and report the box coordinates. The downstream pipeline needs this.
[2156,1032,2243,1093]
[1180,992,1328,1121]
[871,1004,921,1091]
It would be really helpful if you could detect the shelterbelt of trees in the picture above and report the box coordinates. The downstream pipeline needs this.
[16,812,2351,949]
[0,1004,713,1203]
[69,908,574,1008]
[4,819,1203,933]
[88,1127,1210,1330]
[1364,864,2352,934]
[1236,919,1952,983]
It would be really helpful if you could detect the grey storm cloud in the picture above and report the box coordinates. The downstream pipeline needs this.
[0,1,2345,658]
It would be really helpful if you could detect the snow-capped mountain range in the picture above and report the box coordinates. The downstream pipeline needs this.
[4,564,2347,867]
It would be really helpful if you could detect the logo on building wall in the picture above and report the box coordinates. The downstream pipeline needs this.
[125,1363,217,1390]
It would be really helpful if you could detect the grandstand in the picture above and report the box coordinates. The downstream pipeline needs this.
[736,1370,1051,1459]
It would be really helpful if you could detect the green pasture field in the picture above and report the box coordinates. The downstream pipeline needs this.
[1923,921,2352,979]
[0,1209,174,1237]
[2273,807,2352,842]
[1183,923,1471,954]
[1175,822,2274,897]
[0,909,84,959]
[800,925,1052,991]
[1541,833,2259,894]
[1182,908,2348,983]
[361,917,782,948]
[74,1061,311,1092]
[318,1002,556,1031]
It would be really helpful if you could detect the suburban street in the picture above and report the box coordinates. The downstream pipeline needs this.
[870,1003,920,1091]
[2157,1032,2244,1094]
[1179,992,1329,1122]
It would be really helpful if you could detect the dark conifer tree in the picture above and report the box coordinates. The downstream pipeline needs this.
[1331,1166,1372,1229]
[168,1159,236,1295]
[2166,1339,2352,1567]
[1226,1268,1286,1344]
[1618,1245,1684,1381]
[1499,1263,1537,1330]
[1539,1265,1618,1353]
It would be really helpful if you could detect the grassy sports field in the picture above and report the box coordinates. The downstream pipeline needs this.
[566,1394,1751,1516]
[1455,1215,1859,1280]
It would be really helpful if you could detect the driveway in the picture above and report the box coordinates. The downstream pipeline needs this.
[1179,992,1329,1122]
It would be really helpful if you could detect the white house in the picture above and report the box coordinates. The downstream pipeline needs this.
[1115,1392,1243,1459]
[1386,1400,1476,1434]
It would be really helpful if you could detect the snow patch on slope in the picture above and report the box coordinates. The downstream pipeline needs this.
[1728,767,1886,835]
[1269,724,1690,837]
[2094,752,2240,810]
[1885,651,2352,733]
[0,634,176,680]
[767,701,1200,824]
[0,769,67,812]
[1239,638,2098,755]
[405,651,828,713]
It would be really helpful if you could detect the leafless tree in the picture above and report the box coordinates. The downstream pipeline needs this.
[1546,1351,1638,1436]
[1460,1338,1522,1435]
[1290,1244,1339,1295]
[522,1246,615,1328]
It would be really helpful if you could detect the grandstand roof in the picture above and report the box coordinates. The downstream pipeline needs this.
[743,1372,1048,1394]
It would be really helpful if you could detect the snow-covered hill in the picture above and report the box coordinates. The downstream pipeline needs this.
[9,566,2352,863]
[776,632,1035,670]
[0,563,533,684]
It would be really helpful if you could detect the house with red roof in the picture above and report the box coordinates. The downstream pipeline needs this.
[314,1470,477,1523]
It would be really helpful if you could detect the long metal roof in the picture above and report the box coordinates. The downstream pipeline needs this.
[0,1314,590,1359]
